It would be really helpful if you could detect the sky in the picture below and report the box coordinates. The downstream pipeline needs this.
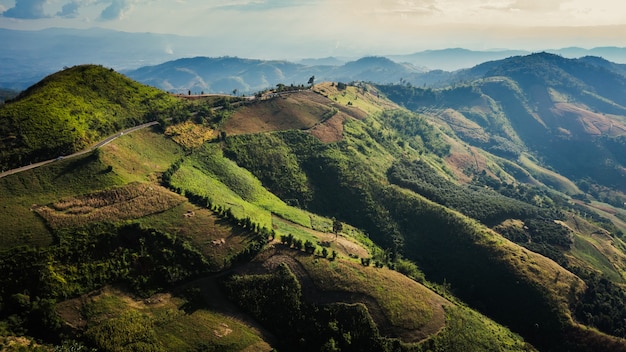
[1,0,626,58]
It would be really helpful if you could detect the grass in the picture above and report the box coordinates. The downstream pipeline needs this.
[138,203,255,271]
[518,154,580,194]
[170,143,311,230]
[0,65,180,170]
[66,287,272,352]
[427,305,534,351]
[0,152,125,248]
[99,127,183,183]
[571,233,624,282]
[35,182,185,229]
[0,128,182,250]
[297,254,448,333]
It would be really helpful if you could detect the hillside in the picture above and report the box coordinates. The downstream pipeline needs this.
[2,65,626,351]
[377,53,626,197]
[0,64,180,171]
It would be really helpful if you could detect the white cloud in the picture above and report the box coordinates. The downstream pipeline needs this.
[57,1,81,18]
[99,0,133,20]
[2,0,48,19]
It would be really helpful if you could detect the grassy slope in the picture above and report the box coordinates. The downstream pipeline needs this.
[0,152,125,248]
[57,287,273,352]
[1,75,623,350]
[220,83,626,350]
[0,128,179,249]
[0,65,179,170]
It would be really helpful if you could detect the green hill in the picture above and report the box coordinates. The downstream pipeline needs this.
[1,67,626,351]
[0,64,180,171]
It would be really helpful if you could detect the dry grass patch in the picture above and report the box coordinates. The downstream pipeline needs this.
[165,120,217,149]
[224,91,333,135]
[552,103,626,137]
[309,111,348,143]
[35,182,185,229]
[314,82,398,115]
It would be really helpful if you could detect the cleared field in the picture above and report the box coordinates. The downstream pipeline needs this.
[223,91,334,135]
[35,182,185,229]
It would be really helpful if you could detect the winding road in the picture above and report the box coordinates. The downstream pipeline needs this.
[0,121,160,179]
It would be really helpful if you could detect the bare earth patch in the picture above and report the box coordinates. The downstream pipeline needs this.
[309,111,347,143]
[34,182,185,229]
[223,91,333,135]
[551,103,626,137]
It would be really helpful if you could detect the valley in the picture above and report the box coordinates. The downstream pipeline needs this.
[0,53,626,351]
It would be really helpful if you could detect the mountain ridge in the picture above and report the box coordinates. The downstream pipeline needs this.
[1,56,626,350]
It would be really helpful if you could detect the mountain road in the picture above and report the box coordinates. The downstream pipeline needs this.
[0,121,160,179]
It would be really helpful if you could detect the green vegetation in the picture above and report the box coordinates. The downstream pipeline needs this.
[2,60,626,351]
[388,158,544,226]
[0,150,125,248]
[77,288,270,352]
[167,143,310,229]
[380,109,451,156]
[0,65,180,170]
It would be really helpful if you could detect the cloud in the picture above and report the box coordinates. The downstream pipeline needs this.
[2,0,48,19]
[57,1,82,18]
[510,0,564,11]
[217,0,315,12]
[99,0,133,20]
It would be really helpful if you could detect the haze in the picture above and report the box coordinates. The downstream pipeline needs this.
[1,0,626,59]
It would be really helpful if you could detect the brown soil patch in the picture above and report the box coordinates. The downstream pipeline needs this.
[551,103,626,138]
[445,143,497,184]
[223,91,334,135]
[308,111,347,143]
[34,182,185,229]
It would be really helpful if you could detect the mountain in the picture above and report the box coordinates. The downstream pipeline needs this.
[388,47,626,71]
[1,60,626,351]
[0,27,220,90]
[378,52,626,195]
[3,27,626,92]
[387,48,530,71]
[125,56,425,94]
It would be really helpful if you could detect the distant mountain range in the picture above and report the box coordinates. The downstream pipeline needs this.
[3,27,626,91]
[124,56,427,94]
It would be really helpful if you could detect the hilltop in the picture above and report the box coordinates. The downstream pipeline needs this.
[1,60,626,351]
[0,65,180,171]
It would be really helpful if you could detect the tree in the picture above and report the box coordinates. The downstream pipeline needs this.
[233,89,238,96]
[332,218,343,239]
[304,240,316,254]
[308,76,315,87]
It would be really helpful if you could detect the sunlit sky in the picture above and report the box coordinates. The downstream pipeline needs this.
[1,0,626,58]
